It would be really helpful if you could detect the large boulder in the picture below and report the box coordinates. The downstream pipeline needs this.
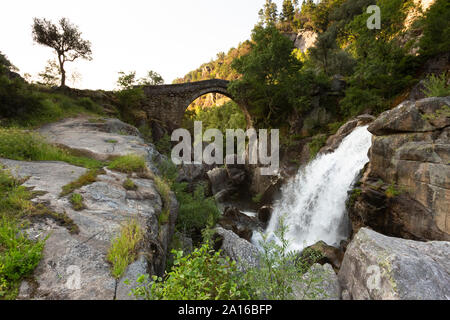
[321,115,375,154]
[293,264,341,300]
[348,97,450,241]
[213,227,260,271]
[207,167,234,202]
[338,228,450,300]
[301,241,345,271]
[218,206,263,241]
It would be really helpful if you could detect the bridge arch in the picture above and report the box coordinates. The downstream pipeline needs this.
[141,79,252,130]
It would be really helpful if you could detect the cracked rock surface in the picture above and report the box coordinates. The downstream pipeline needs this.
[0,117,177,300]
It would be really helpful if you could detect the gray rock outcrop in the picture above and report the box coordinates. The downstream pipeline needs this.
[1,117,178,300]
[339,228,450,300]
[348,97,450,241]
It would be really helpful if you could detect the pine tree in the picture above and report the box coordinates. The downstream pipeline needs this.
[259,0,278,26]
[281,0,295,22]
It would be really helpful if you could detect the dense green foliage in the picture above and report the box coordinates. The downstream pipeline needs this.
[156,159,220,241]
[422,73,450,97]
[0,66,103,127]
[131,218,326,300]
[245,218,325,300]
[418,0,450,57]
[173,182,220,238]
[131,243,250,300]
[229,25,326,127]
[184,101,247,134]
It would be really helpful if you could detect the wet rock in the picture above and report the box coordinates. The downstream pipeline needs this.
[225,154,247,186]
[408,80,427,101]
[302,241,345,271]
[338,228,450,300]
[321,115,375,154]
[218,207,263,241]
[257,206,273,226]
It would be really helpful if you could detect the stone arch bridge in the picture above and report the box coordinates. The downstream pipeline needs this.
[140,79,251,129]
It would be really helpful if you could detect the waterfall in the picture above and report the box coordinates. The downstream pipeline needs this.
[253,126,372,252]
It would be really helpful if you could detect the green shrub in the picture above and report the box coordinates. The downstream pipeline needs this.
[308,134,327,160]
[0,75,104,128]
[155,133,172,156]
[123,178,137,191]
[0,218,46,299]
[155,159,220,239]
[244,216,326,300]
[0,129,103,169]
[69,193,85,211]
[385,183,401,198]
[77,97,103,113]
[107,219,143,279]
[174,183,220,237]
[252,193,263,204]
[107,154,146,174]
[422,73,450,97]
[130,243,251,300]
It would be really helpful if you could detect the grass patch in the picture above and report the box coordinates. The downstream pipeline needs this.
[107,154,146,174]
[69,193,85,211]
[107,219,143,279]
[154,176,172,225]
[0,129,104,169]
[60,169,104,197]
[0,168,46,299]
[123,178,137,191]
[106,139,118,144]
[385,183,401,198]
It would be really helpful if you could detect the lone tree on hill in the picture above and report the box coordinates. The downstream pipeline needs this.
[32,17,92,88]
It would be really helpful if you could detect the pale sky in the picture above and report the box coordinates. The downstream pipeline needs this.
[1,0,286,90]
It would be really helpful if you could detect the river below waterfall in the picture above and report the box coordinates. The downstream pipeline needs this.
[253,126,372,252]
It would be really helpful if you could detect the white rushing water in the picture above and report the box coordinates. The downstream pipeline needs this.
[253,126,372,252]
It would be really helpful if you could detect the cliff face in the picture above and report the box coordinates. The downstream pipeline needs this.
[293,30,318,53]
[348,97,450,241]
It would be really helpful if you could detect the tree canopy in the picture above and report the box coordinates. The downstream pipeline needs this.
[32,17,92,87]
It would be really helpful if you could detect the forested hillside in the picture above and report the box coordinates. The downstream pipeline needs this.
[178,0,449,145]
